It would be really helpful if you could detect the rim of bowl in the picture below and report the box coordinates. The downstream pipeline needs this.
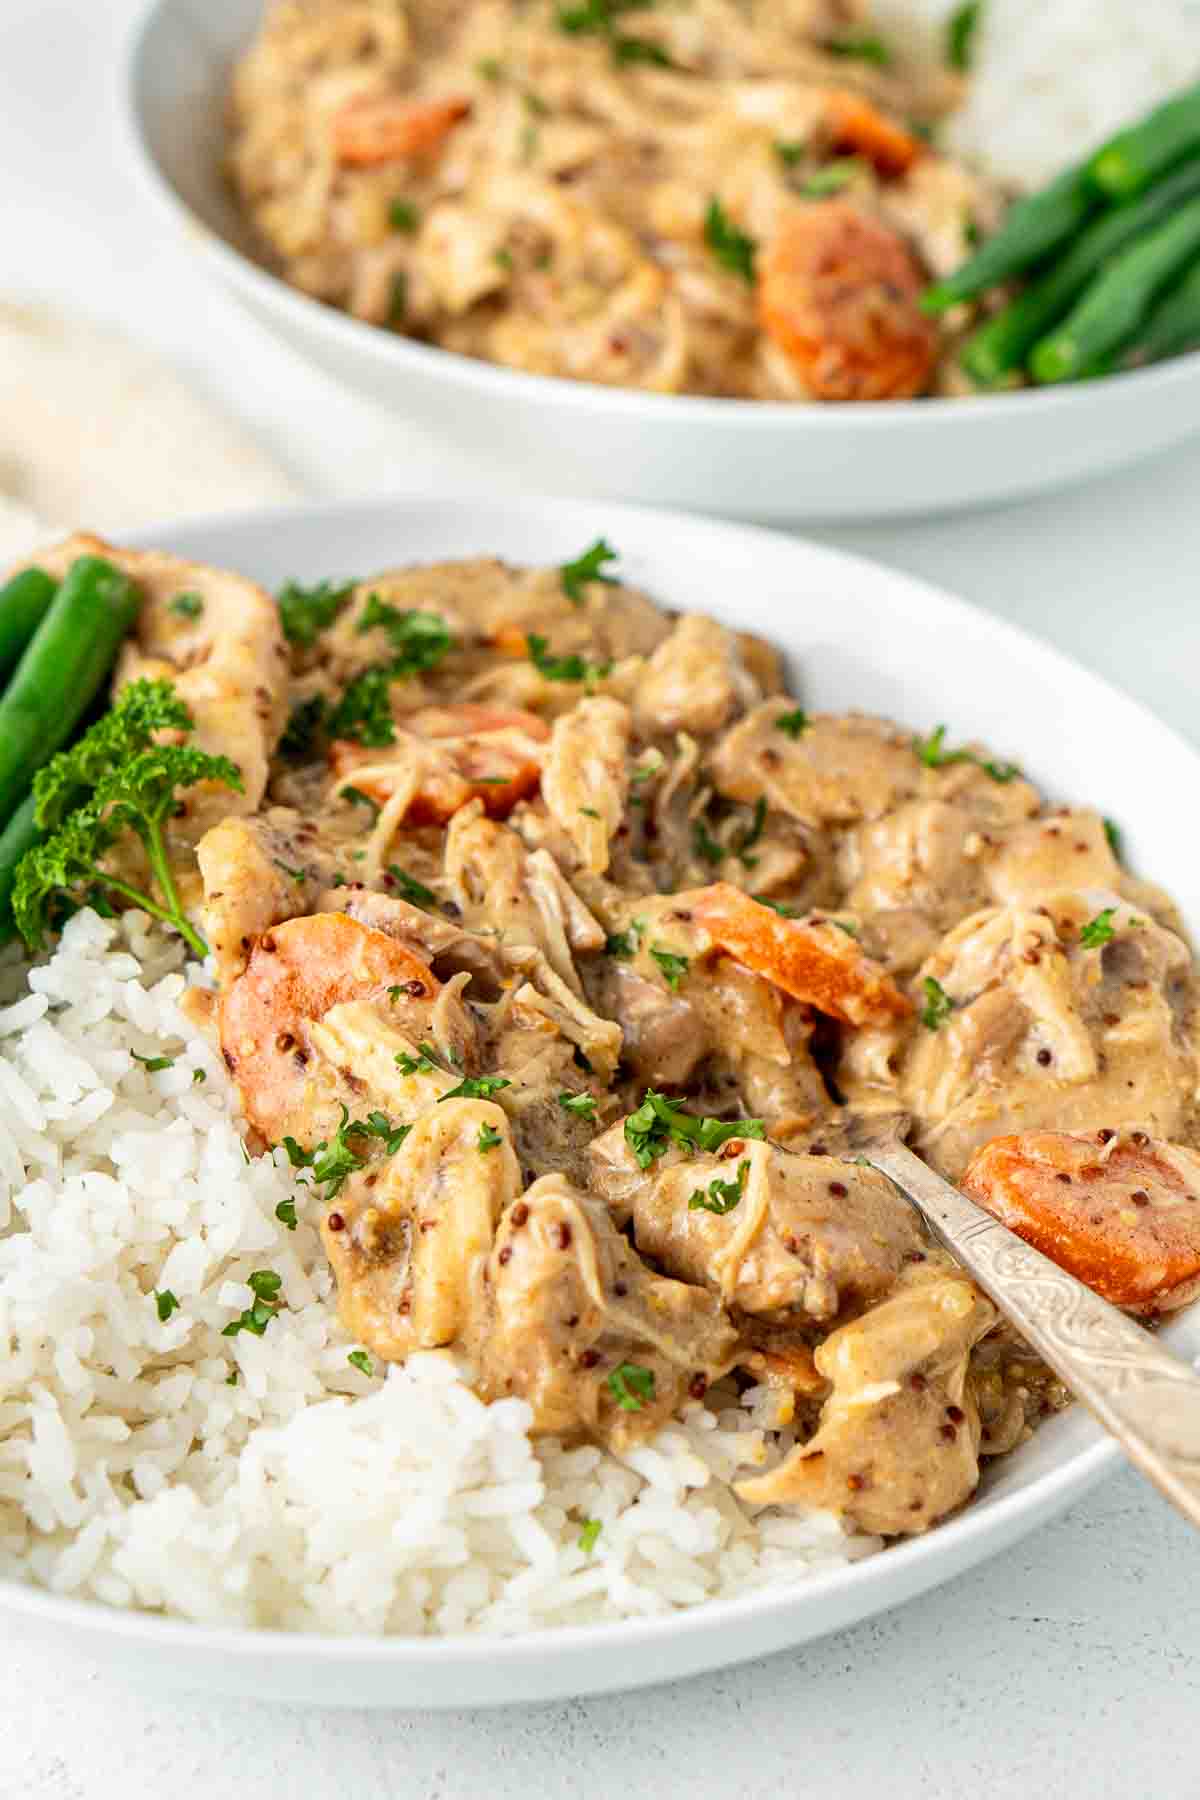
[121,0,1200,436]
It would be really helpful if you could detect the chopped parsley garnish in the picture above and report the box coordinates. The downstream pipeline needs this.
[494,247,516,271]
[704,198,757,284]
[914,724,1019,784]
[133,1051,174,1072]
[556,1,666,66]
[348,1349,374,1376]
[283,1105,408,1198]
[920,976,955,1031]
[579,806,601,819]
[222,1269,283,1338]
[388,866,438,909]
[439,1075,512,1102]
[560,538,619,603]
[477,1121,504,1153]
[275,1198,298,1232]
[342,785,380,820]
[578,1519,602,1553]
[612,34,671,65]
[947,0,982,70]
[226,1369,239,1385]
[1080,907,1117,949]
[735,796,768,866]
[558,1090,598,1119]
[476,56,505,80]
[754,894,798,918]
[649,945,689,990]
[1104,817,1122,858]
[774,140,807,167]
[631,755,662,787]
[155,1289,180,1322]
[624,1090,765,1170]
[357,597,454,676]
[692,819,725,865]
[775,708,809,739]
[826,32,891,65]
[607,1361,655,1413]
[527,632,613,685]
[688,1160,748,1216]
[604,916,646,958]
[280,694,326,758]
[388,198,419,233]
[277,578,353,648]
[274,859,307,886]
[395,1046,438,1076]
[327,666,398,748]
[388,272,408,325]
[13,679,242,961]
[169,591,203,619]
[360,1111,414,1155]
[801,159,866,198]
[831,918,859,938]
[192,1068,206,1084]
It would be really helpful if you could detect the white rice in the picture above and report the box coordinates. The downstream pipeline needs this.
[886,0,1200,191]
[0,910,878,1635]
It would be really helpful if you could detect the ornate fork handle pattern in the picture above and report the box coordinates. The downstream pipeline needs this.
[870,1142,1200,1525]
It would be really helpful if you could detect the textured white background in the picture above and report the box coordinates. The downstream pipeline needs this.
[4,3,1200,1795]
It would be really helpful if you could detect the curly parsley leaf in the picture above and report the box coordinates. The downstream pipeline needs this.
[1079,907,1117,949]
[775,707,810,739]
[327,666,398,748]
[169,591,203,620]
[222,1269,283,1338]
[278,578,354,648]
[913,724,1019,784]
[691,819,725,865]
[607,1361,655,1413]
[477,1121,504,1153]
[558,1090,598,1119]
[439,1075,512,1102]
[133,1050,174,1073]
[527,632,613,686]
[688,1160,748,1216]
[1103,817,1122,859]
[275,1198,298,1231]
[388,865,438,909]
[605,916,646,959]
[356,597,454,676]
[920,976,955,1030]
[735,796,767,866]
[704,198,756,284]
[578,1518,602,1553]
[348,1349,374,1376]
[155,1289,180,1322]
[826,31,891,65]
[947,0,982,70]
[624,1090,765,1170]
[649,945,689,990]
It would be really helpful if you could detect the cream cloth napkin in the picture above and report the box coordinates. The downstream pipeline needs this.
[0,300,300,564]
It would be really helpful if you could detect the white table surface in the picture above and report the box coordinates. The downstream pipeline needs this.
[4,3,1200,1795]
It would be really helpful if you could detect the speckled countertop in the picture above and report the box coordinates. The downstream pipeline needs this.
[3,4,1200,1795]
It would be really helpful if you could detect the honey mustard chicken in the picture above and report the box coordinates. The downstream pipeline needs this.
[38,531,1200,1543]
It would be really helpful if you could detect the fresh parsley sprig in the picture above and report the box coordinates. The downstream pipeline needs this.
[527,633,613,686]
[13,679,243,960]
[704,198,757,283]
[560,538,620,603]
[624,1090,765,1170]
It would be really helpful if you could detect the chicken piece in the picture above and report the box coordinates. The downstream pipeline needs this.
[219,912,474,1146]
[632,615,761,739]
[322,1099,520,1360]
[896,893,1198,1178]
[987,810,1119,907]
[963,1129,1200,1315]
[332,92,470,167]
[26,532,288,827]
[330,703,550,825]
[474,1175,738,1449]
[540,696,631,876]
[624,1138,925,1324]
[502,946,624,1082]
[758,202,937,402]
[709,703,918,826]
[690,883,911,1027]
[737,1263,997,1535]
[600,964,704,1088]
[444,803,604,991]
[197,811,338,983]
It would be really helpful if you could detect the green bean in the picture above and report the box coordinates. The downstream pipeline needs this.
[0,570,57,685]
[0,794,40,938]
[1124,254,1200,364]
[0,556,141,828]
[921,163,1095,314]
[961,158,1200,384]
[1031,193,1200,383]
[1087,82,1200,200]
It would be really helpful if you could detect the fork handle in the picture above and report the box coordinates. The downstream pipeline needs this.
[869,1141,1200,1530]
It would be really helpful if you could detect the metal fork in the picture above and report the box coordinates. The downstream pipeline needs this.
[858,1128,1200,1529]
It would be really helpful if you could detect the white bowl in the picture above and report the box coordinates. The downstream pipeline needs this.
[4,492,1199,1707]
[122,0,1200,524]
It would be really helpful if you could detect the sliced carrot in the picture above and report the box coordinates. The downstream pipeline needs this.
[823,90,924,177]
[331,703,549,824]
[332,94,470,168]
[962,1130,1200,1315]
[759,202,937,402]
[690,882,911,1027]
[219,913,441,1143]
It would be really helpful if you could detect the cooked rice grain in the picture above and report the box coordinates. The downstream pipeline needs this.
[0,911,876,1634]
